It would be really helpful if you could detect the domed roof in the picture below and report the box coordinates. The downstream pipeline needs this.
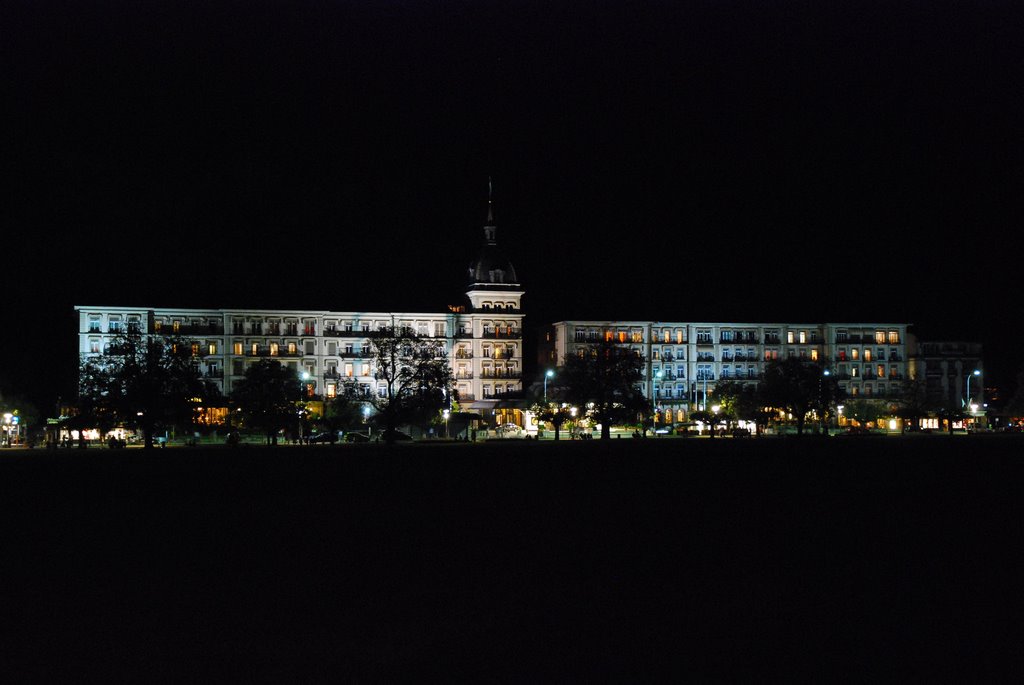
[467,203,518,286]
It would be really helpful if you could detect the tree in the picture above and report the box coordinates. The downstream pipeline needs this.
[77,330,221,448]
[895,380,930,431]
[230,360,303,445]
[535,403,574,440]
[346,326,454,444]
[844,398,886,429]
[559,340,648,440]
[760,358,838,436]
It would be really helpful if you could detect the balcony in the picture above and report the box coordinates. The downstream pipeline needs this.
[455,331,475,339]
[324,371,341,380]
[695,337,714,346]
[696,354,715,362]
[205,370,224,379]
[479,370,522,379]
[455,351,474,359]
[245,349,303,358]
[339,351,368,359]
[480,328,522,339]
[456,393,476,402]
[163,324,225,336]
[324,329,368,338]
[764,337,781,345]
[455,373,475,380]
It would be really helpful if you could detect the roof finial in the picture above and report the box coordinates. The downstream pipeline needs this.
[487,175,494,224]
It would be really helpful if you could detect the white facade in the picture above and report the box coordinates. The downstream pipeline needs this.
[548,321,910,421]
[75,204,525,418]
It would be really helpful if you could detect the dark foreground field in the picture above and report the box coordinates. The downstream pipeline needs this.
[3,436,1024,681]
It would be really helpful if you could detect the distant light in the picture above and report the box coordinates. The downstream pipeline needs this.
[889,419,898,431]
[546,369,554,378]
[823,369,831,376]
[973,369,981,376]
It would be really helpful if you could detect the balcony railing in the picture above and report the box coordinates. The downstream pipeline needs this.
[205,370,224,379]
[455,373,474,380]
[479,370,522,379]
[455,351,474,359]
[245,349,303,358]
[324,329,369,338]
[480,329,521,339]
[324,371,341,380]
[696,354,715,362]
[695,337,714,345]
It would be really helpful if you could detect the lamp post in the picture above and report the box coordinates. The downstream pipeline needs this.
[964,369,981,409]
[443,409,450,439]
[363,404,371,439]
[820,368,831,435]
[544,369,554,405]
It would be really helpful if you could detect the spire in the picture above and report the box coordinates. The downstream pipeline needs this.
[486,175,494,225]
[484,176,496,244]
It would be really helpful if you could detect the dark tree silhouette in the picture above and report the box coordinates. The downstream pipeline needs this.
[760,358,839,436]
[77,330,220,448]
[230,360,302,445]
[559,340,647,440]
[344,326,453,444]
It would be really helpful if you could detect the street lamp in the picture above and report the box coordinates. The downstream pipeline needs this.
[443,409,450,439]
[544,369,554,404]
[964,369,981,409]
[820,368,831,435]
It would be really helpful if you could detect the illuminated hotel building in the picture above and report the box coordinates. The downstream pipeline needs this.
[75,204,524,423]
[541,321,910,422]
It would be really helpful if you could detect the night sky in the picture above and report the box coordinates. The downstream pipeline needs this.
[3,1,1023,411]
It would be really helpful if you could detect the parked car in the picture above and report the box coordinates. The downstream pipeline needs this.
[381,430,413,441]
[308,431,338,444]
[345,432,370,443]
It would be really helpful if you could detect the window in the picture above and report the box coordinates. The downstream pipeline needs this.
[288,342,297,355]
[361,363,370,376]
[251,343,259,355]
[837,330,848,342]
[787,331,794,344]
[232,359,244,375]
[362,323,370,333]
[799,331,806,344]
[605,330,614,342]
[875,331,886,344]
[108,319,122,333]
[618,331,627,343]
[864,349,871,362]
[888,331,900,344]
[208,343,217,355]
[434,322,445,337]
[851,366,859,377]
[327,385,336,398]
[852,349,860,360]
[88,317,101,332]
[676,330,684,344]
[233,342,243,355]
[270,343,279,356]
[89,338,100,354]
[810,349,819,361]
[304,341,315,355]
[877,364,885,378]
[721,330,734,342]
[632,330,643,343]
[173,320,181,333]
[765,349,778,361]
[191,343,200,356]
[345,363,353,377]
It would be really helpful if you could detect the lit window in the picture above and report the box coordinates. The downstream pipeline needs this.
[888,331,899,344]
[191,343,200,356]
[233,342,243,355]
[327,385,336,398]
[288,342,297,354]
[345,363,353,377]
[877,364,884,378]
[251,343,258,355]
[811,349,818,361]
[676,330,684,344]
[89,338,100,354]
[173,321,181,333]
[799,331,806,344]
[208,343,217,355]
[270,343,279,356]
[618,331,627,343]
[875,331,886,344]
[787,331,794,344]
[852,349,859,360]
[864,349,871,362]
[605,331,613,342]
